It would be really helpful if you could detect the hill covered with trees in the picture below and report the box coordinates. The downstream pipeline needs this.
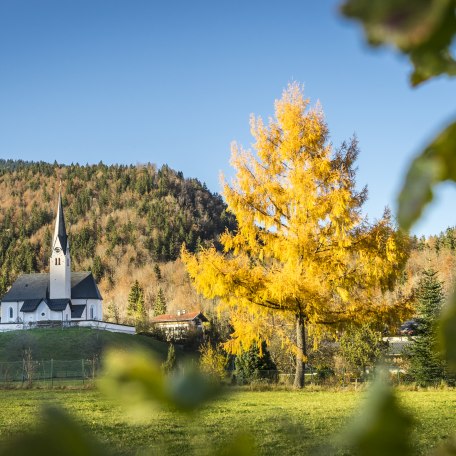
[0,159,235,321]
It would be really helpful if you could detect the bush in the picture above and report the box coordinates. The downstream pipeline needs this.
[199,342,228,382]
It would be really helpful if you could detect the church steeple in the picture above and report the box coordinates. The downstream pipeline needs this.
[50,190,71,299]
[53,192,68,253]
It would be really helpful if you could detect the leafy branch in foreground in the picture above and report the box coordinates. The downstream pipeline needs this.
[341,0,456,231]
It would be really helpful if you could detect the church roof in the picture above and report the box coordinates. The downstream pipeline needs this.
[54,192,68,252]
[19,298,71,313]
[71,272,103,300]
[20,299,44,312]
[1,272,102,302]
[71,305,86,318]
[48,299,71,311]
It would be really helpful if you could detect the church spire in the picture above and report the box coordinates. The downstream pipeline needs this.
[53,191,68,253]
[50,188,71,300]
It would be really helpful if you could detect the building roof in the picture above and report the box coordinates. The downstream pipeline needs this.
[1,272,102,302]
[71,304,86,318]
[383,337,411,356]
[19,298,71,313]
[53,192,68,252]
[151,311,208,323]
[20,299,44,312]
[71,272,103,300]
[47,299,71,312]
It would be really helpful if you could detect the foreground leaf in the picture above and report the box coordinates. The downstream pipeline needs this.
[0,406,107,456]
[99,349,223,413]
[344,373,414,456]
[440,290,456,373]
[397,121,456,230]
[341,0,456,85]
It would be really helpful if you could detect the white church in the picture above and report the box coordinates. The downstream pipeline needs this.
[0,193,134,334]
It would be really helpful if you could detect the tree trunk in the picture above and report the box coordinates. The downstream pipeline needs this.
[293,312,307,388]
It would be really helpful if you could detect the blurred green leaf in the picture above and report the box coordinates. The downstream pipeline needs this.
[0,406,108,456]
[341,0,452,48]
[433,437,456,455]
[440,290,456,372]
[344,373,414,456]
[398,121,456,230]
[99,349,223,414]
[213,433,257,456]
[341,0,456,85]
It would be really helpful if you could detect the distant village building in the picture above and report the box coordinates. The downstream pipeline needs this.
[151,310,208,341]
[0,192,134,334]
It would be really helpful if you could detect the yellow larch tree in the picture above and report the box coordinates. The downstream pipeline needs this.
[182,83,412,388]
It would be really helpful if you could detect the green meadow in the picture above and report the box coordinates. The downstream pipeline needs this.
[0,388,455,455]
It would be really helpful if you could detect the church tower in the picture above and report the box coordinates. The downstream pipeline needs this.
[49,192,71,299]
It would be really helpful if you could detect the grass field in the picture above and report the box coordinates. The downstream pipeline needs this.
[0,328,170,361]
[0,388,455,455]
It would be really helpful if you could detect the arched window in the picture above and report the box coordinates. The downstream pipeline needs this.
[55,258,61,266]
[9,307,13,319]
[90,306,94,320]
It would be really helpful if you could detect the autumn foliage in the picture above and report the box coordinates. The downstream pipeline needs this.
[182,83,413,387]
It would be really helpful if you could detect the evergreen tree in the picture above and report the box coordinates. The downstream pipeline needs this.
[162,344,176,373]
[235,341,276,384]
[407,269,447,386]
[154,263,162,281]
[153,287,167,316]
[127,280,145,325]
[91,255,104,281]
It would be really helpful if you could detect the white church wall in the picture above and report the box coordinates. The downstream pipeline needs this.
[87,299,102,320]
[1,301,22,323]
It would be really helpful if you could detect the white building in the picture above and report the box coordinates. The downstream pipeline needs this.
[0,192,103,326]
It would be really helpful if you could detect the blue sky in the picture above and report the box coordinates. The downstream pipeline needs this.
[0,0,455,236]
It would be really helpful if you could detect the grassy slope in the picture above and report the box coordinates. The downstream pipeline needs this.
[0,389,455,455]
[0,328,170,361]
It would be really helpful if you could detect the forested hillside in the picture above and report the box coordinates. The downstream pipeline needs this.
[0,158,454,328]
[406,229,456,295]
[0,159,235,320]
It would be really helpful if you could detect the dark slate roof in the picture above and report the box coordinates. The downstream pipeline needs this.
[71,272,103,300]
[2,274,48,302]
[20,298,70,313]
[2,272,102,302]
[20,299,44,312]
[47,299,70,311]
[55,192,68,252]
[71,305,86,318]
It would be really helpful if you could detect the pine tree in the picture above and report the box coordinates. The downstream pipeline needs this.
[235,342,276,385]
[154,287,167,316]
[407,269,447,386]
[162,344,176,373]
[127,280,145,325]
[154,263,162,281]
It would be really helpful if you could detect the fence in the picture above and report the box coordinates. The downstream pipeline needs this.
[226,365,407,386]
[0,358,101,387]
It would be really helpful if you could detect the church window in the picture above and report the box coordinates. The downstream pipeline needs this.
[55,258,61,266]
[90,306,94,320]
[9,307,13,319]
[41,312,45,317]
